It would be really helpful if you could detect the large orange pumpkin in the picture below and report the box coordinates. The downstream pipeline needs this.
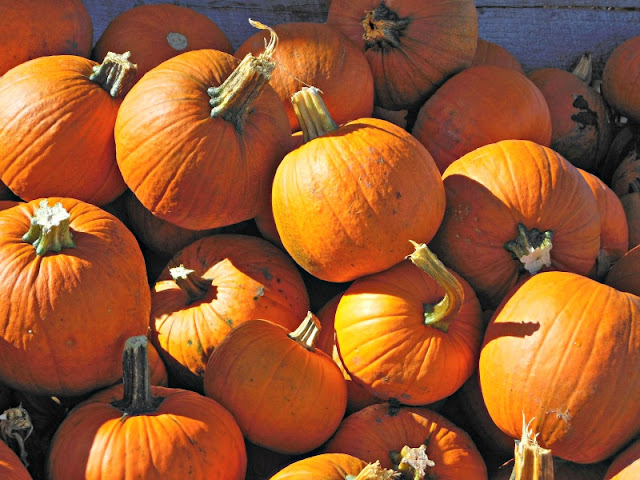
[0,53,137,206]
[93,3,233,85]
[479,271,640,463]
[48,336,246,479]
[326,0,478,110]
[0,0,92,76]
[411,64,552,173]
[602,35,640,123]
[0,198,150,396]
[115,24,291,230]
[272,87,445,283]
[430,139,601,307]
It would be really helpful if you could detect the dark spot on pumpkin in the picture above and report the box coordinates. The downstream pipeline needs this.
[225,318,234,327]
[253,286,265,300]
[396,191,402,199]
[187,340,193,346]
[388,398,401,416]
[259,267,273,281]
[571,95,598,129]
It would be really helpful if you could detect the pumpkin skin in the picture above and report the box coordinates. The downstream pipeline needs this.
[0,201,21,211]
[411,65,552,173]
[0,55,132,206]
[528,66,613,173]
[47,384,246,479]
[620,193,640,249]
[326,0,478,110]
[602,35,640,123]
[151,234,310,391]
[472,38,524,73]
[235,22,374,133]
[604,438,640,479]
[92,3,233,85]
[269,453,368,480]
[605,244,640,296]
[324,403,488,479]
[203,318,347,455]
[430,139,601,307]
[0,441,31,480]
[0,0,92,76]
[334,256,484,406]
[115,48,292,230]
[272,117,446,283]
[0,198,150,396]
[479,271,640,464]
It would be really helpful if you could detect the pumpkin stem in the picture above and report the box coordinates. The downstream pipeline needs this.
[390,445,435,480]
[347,461,401,479]
[22,199,75,256]
[571,52,593,85]
[504,223,554,275]
[112,336,163,416]
[362,1,411,51]
[509,415,554,480]
[0,405,33,467]
[291,86,339,142]
[89,51,138,98]
[288,311,321,351]
[407,241,464,333]
[170,264,212,305]
[208,19,277,131]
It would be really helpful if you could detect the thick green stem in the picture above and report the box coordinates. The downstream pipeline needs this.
[362,1,411,51]
[407,241,464,333]
[208,19,277,131]
[89,51,138,98]
[112,336,163,416]
[22,200,75,256]
[291,86,340,142]
[170,264,212,305]
[504,223,554,275]
[509,416,554,480]
[288,312,321,351]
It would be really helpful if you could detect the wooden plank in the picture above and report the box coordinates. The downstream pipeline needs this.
[476,0,640,7]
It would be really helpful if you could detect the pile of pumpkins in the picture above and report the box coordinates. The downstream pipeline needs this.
[0,0,639,478]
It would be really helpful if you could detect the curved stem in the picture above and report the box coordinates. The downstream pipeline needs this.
[170,264,212,305]
[362,1,411,51]
[22,200,75,256]
[89,51,138,98]
[504,223,554,275]
[291,86,339,142]
[571,52,593,85]
[407,241,464,333]
[288,312,321,351]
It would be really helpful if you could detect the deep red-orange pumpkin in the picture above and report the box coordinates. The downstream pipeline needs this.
[605,244,640,296]
[0,0,92,76]
[602,35,640,123]
[326,0,478,110]
[430,139,601,307]
[0,53,137,206]
[411,65,552,173]
[479,271,640,463]
[151,234,310,391]
[115,30,291,230]
[472,38,524,73]
[604,438,640,479]
[204,314,347,454]
[0,198,150,396]
[0,440,31,480]
[93,3,233,85]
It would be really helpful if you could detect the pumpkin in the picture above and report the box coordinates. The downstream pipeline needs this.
[150,234,310,391]
[527,55,613,173]
[272,87,446,283]
[269,453,368,480]
[235,22,374,132]
[326,0,478,110]
[602,35,640,123]
[411,64,552,173]
[429,139,601,307]
[93,3,233,85]
[0,439,31,480]
[0,201,21,212]
[334,242,484,406]
[479,271,640,463]
[0,0,92,76]
[0,198,150,396]
[605,244,640,296]
[619,193,640,249]
[47,336,246,479]
[472,38,524,73]
[203,313,347,454]
[115,22,291,230]
[0,52,136,206]
[604,438,640,479]
[325,402,488,479]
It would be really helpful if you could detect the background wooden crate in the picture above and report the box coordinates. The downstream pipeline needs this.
[85,0,640,78]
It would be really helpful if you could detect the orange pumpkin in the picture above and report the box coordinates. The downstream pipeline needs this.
[115,25,291,230]
[602,35,640,122]
[272,87,445,283]
[151,234,310,391]
[48,336,246,479]
[430,139,600,307]
[411,64,552,173]
[605,244,640,296]
[604,438,640,479]
[269,453,369,479]
[472,38,524,73]
[0,440,31,480]
[326,0,478,110]
[0,53,137,206]
[479,271,640,463]
[0,0,92,76]
[0,198,150,396]
[235,22,374,132]
[93,3,233,85]
[204,314,347,454]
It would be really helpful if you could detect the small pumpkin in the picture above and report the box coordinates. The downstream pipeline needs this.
[269,453,368,480]
[602,35,640,123]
